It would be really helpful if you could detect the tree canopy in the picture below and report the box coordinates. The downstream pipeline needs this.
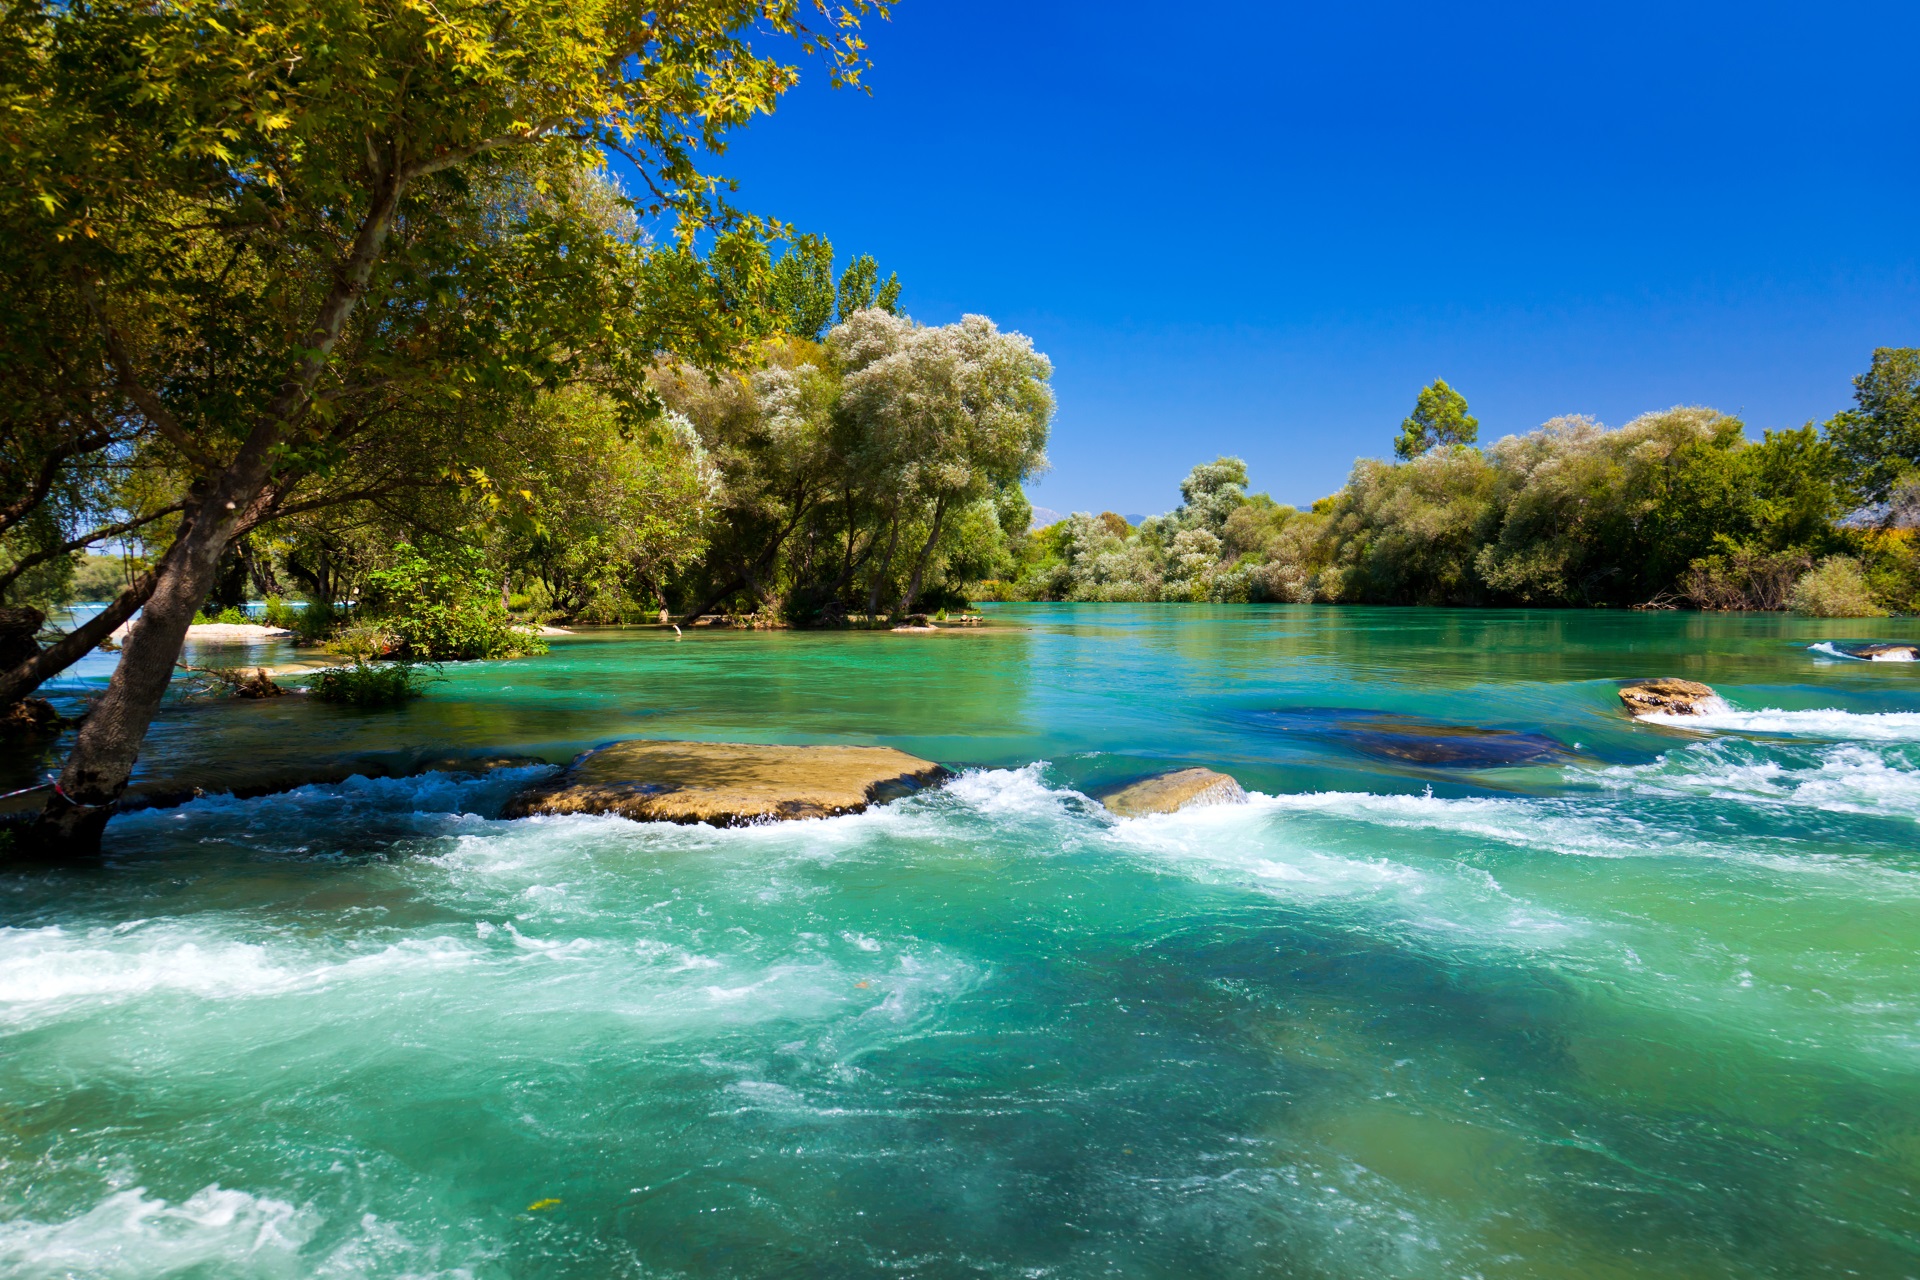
[1393,379,1480,459]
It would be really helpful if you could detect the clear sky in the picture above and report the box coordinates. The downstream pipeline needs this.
[695,1,1919,516]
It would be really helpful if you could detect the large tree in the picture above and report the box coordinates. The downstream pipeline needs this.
[1,0,879,853]
[1826,347,1920,504]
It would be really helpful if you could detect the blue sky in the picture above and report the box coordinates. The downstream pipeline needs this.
[696,1,1918,515]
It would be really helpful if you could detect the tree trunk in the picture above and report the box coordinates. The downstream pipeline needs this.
[18,163,407,857]
[682,573,745,625]
[28,495,260,852]
[866,506,901,619]
[239,536,284,598]
[897,495,948,618]
[0,553,169,707]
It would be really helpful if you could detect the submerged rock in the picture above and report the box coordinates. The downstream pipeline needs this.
[1096,767,1247,818]
[1252,709,1567,768]
[1619,679,1721,717]
[504,740,951,826]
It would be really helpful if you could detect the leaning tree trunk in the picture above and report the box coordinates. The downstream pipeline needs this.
[19,166,404,857]
[29,487,267,852]
[0,553,170,708]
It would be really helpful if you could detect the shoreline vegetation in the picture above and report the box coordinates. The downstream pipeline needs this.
[988,354,1920,618]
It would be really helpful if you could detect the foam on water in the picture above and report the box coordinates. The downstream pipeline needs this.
[0,1186,313,1280]
[6,704,1920,1277]
[1593,739,1920,822]
[1638,706,1920,739]
[0,921,481,1028]
[1808,641,1917,662]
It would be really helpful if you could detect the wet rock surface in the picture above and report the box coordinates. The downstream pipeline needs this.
[1096,767,1248,818]
[1618,679,1721,717]
[1852,643,1919,661]
[504,740,951,826]
[1251,708,1569,767]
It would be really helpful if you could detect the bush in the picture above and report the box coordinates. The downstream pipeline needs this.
[1790,556,1888,617]
[362,544,545,661]
[262,595,348,644]
[194,604,250,625]
[1680,547,1812,611]
[305,658,431,707]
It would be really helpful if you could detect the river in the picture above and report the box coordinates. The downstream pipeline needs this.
[3,604,1918,1277]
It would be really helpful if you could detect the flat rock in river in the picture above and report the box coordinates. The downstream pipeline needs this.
[1097,768,1247,818]
[503,740,951,826]
[1619,679,1721,717]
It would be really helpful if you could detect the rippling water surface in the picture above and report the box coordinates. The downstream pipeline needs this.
[4,605,1920,1277]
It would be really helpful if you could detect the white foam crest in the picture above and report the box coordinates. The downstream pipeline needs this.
[1638,707,1920,740]
[1594,742,1920,821]
[939,762,1082,820]
[0,922,479,1024]
[0,1185,314,1278]
[1105,790,1588,948]
[1256,788,1662,859]
[1809,641,1917,662]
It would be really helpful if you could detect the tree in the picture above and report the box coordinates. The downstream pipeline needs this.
[769,235,838,340]
[2,0,881,853]
[1394,379,1480,459]
[835,254,902,322]
[1826,347,1920,504]
[832,311,1053,616]
[1172,457,1250,534]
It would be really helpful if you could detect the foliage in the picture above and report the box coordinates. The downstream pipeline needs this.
[306,658,430,707]
[194,605,250,625]
[1004,386,1864,611]
[1826,348,1920,503]
[0,0,880,719]
[653,310,1052,623]
[262,596,344,644]
[1680,549,1811,611]
[362,544,544,661]
[1790,557,1887,618]
[1394,380,1479,460]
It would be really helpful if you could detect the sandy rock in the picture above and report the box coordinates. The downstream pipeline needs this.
[1096,767,1247,818]
[504,740,951,826]
[1619,679,1721,717]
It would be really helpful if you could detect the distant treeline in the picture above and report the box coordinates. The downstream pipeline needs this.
[992,350,1920,617]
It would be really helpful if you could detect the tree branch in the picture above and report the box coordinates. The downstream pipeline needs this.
[0,501,186,599]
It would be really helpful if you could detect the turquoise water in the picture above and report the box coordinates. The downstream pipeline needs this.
[4,605,1920,1277]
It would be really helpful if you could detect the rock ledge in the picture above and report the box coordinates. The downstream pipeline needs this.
[504,740,950,826]
[1097,767,1247,818]
[1619,679,1721,717]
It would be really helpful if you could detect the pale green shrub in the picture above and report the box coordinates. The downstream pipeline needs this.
[1790,556,1888,617]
